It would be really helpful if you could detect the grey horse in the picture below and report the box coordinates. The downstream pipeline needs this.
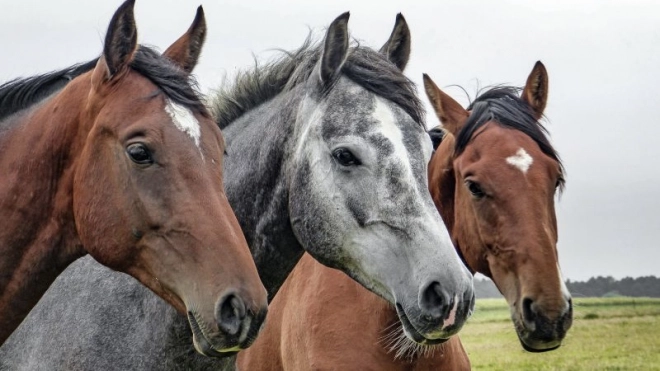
[0,13,474,370]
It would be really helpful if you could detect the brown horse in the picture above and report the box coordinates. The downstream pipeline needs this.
[425,62,572,353]
[0,0,267,355]
[238,61,572,370]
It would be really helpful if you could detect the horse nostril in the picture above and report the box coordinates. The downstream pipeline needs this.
[522,297,536,323]
[420,281,447,319]
[216,293,247,336]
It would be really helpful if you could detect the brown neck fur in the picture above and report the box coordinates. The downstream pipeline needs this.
[0,75,92,344]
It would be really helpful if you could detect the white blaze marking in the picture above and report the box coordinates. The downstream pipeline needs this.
[373,97,464,270]
[558,263,571,309]
[506,148,533,173]
[164,99,202,152]
[372,97,416,186]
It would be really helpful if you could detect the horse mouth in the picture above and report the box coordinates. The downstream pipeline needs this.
[513,316,564,353]
[519,337,561,353]
[395,303,449,345]
[187,311,241,358]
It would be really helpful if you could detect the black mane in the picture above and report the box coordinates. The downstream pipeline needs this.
[0,59,98,121]
[130,46,208,116]
[455,86,565,188]
[0,45,207,123]
[211,37,424,129]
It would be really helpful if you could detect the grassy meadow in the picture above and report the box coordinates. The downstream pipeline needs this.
[459,297,660,370]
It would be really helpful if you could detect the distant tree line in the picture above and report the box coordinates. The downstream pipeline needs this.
[474,275,660,299]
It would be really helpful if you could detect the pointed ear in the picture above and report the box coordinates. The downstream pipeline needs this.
[423,74,469,136]
[99,0,138,80]
[163,6,207,74]
[428,126,445,151]
[379,13,411,71]
[320,12,350,85]
[521,61,549,120]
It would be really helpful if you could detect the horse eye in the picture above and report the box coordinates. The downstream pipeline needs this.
[466,180,486,198]
[126,143,153,165]
[332,148,361,166]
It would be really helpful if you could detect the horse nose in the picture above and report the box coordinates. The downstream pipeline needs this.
[215,292,247,336]
[522,297,537,329]
[522,296,573,335]
[419,281,450,320]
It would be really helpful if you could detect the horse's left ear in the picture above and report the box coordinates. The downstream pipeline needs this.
[163,6,207,74]
[521,61,549,120]
[379,13,411,71]
[320,12,350,85]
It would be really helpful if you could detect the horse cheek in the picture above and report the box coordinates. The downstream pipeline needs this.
[72,147,133,269]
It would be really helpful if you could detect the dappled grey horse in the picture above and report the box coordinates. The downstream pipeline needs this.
[0,13,474,370]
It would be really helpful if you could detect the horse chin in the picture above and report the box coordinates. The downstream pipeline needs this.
[395,304,450,345]
[513,318,563,353]
[188,311,241,358]
[518,335,562,353]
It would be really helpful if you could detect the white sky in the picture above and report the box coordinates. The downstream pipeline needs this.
[1,0,659,280]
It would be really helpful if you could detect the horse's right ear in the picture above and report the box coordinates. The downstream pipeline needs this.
[320,12,350,85]
[163,6,207,74]
[423,74,468,136]
[93,0,138,86]
[379,13,411,71]
[428,126,445,151]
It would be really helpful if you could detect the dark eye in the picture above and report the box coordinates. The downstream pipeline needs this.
[466,180,486,198]
[126,143,153,165]
[332,148,361,167]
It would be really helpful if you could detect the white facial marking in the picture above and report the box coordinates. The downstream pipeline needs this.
[164,99,202,153]
[506,148,533,173]
[558,263,571,302]
[373,97,464,269]
[372,97,417,186]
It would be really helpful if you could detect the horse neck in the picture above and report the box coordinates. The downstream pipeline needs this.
[222,88,306,301]
[429,134,457,235]
[0,77,90,343]
[428,134,480,276]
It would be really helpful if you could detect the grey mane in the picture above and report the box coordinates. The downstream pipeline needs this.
[211,37,424,130]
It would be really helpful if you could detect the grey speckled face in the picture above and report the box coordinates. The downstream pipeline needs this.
[289,76,474,343]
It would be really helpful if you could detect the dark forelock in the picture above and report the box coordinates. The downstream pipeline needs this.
[456,86,565,189]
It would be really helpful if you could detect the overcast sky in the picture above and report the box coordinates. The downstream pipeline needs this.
[1,0,658,281]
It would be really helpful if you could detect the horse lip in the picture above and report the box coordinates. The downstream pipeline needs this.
[514,322,563,353]
[187,311,241,358]
[513,313,564,352]
[518,336,562,353]
[395,303,450,345]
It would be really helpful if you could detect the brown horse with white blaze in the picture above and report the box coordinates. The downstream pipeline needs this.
[238,61,571,370]
[0,0,267,355]
[425,62,572,352]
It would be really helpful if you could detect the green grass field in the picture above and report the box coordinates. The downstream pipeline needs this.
[459,297,660,370]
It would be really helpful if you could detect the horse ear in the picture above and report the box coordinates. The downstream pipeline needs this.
[428,126,445,151]
[521,61,549,120]
[379,13,411,71]
[423,74,468,136]
[163,6,207,74]
[320,12,350,85]
[98,0,138,80]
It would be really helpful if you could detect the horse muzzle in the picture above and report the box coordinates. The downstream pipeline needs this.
[187,293,268,357]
